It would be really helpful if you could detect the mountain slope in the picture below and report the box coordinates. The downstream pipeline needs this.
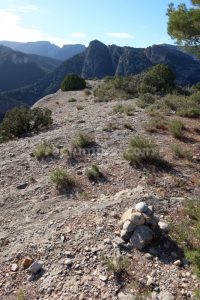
[28,54,61,73]
[0,45,46,92]
[0,41,86,61]
[1,40,200,114]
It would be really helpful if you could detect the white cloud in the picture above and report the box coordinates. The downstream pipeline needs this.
[8,4,39,14]
[0,9,73,46]
[70,33,87,38]
[106,32,133,39]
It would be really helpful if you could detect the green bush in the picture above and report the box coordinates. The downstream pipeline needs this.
[124,136,161,166]
[168,119,184,139]
[103,256,129,274]
[138,93,158,108]
[61,74,86,91]
[171,201,200,278]
[177,107,200,118]
[171,144,192,160]
[50,167,75,191]
[0,106,52,143]
[86,164,103,181]
[113,104,135,116]
[144,116,168,133]
[139,64,175,95]
[148,93,200,118]
[33,141,53,160]
[73,131,95,148]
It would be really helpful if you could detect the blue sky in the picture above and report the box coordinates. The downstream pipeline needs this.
[0,0,192,47]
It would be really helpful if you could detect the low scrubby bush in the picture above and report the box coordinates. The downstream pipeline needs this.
[61,74,86,91]
[50,167,75,191]
[171,201,200,277]
[86,164,103,181]
[73,132,95,148]
[168,119,184,139]
[113,104,135,116]
[0,106,52,143]
[124,136,161,166]
[137,93,158,108]
[171,144,192,160]
[33,141,53,160]
[144,116,168,133]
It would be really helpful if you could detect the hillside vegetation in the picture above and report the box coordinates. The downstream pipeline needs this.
[1,40,200,117]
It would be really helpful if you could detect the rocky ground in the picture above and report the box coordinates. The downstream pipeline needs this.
[0,81,200,300]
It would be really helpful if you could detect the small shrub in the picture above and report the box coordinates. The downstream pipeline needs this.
[50,167,75,191]
[144,116,168,133]
[61,146,71,156]
[171,201,200,277]
[168,119,184,139]
[138,93,157,108]
[33,141,53,160]
[171,144,193,160]
[177,107,200,118]
[61,74,86,91]
[0,106,52,143]
[103,256,129,274]
[68,98,77,102]
[124,136,160,166]
[73,132,95,148]
[113,104,125,114]
[86,164,103,181]
[113,104,135,116]
[124,104,136,116]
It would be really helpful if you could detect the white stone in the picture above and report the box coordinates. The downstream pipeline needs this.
[99,274,108,282]
[10,263,18,272]
[158,221,169,233]
[135,202,149,213]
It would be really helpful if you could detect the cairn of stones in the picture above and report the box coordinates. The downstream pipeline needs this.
[119,202,169,249]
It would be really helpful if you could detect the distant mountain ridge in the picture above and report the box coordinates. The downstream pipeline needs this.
[1,40,200,117]
[0,41,86,61]
[0,45,61,93]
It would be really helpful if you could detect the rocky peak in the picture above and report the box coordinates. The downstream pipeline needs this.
[82,40,114,78]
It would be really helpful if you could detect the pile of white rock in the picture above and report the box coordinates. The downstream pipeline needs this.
[119,202,169,249]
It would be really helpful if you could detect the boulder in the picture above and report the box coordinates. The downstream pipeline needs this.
[122,220,136,233]
[28,261,43,274]
[129,225,153,249]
